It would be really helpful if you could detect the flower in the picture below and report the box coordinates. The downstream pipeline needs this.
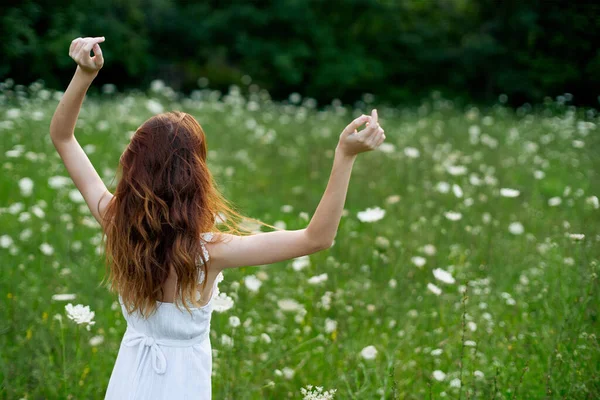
[436,182,450,193]
[548,197,562,207]
[432,370,446,381]
[65,303,95,330]
[308,273,328,285]
[500,188,520,198]
[0,235,14,248]
[357,207,385,222]
[427,283,442,296]
[404,147,420,158]
[146,99,164,114]
[89,335,104,346]
[452,184,463,198]
[229,316,241,328]
[277,298,303,312]
[433,268,455,284]
[48,176,71,189]
[220,333,234,347]
[569,233,585,241]
[40,243,54,256]
[411,256,426,268]
[360,345,377,360]
[68,190,85,203]
[508,222,524,235]
[282,367,295,379]
[19,177,34,197]
[450,378,461,388]
[52,293,76,301]
[446,165,467,176]
[324,318,337,333]
[375,236,390,249]
[586,196,599,209]
[292,255,310,271]
[431,348,443,356]
[444,211,462,221]
[243,275,262,292]
[300,385,337,400]
[212,292,234,312]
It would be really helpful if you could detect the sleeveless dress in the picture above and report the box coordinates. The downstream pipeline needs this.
[104,232,221,400]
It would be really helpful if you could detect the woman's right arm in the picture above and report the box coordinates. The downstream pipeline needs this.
[208,109,385,270]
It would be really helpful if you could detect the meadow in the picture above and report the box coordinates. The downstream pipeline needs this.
[0,78,599,399]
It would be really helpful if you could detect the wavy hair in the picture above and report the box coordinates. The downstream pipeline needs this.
[99,111,277,319]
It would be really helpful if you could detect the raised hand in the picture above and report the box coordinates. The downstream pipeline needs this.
[69,36,105,74]
[336,109,386,157]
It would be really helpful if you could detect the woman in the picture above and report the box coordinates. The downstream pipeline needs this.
[50,36,386,399]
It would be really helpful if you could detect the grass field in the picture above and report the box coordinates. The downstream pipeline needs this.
[1,79,599,399]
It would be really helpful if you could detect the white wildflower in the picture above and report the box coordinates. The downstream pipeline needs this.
[277,298,302,312]
[447,165,467,176]
[89,335,104,346]
[52,294,76,301]
[243,275,262,292]
[452,184,463,198]
[220,334,234,347]
[404,147,420,158]
[0,235,14,248]
[357,206,385,222]
[360,345,377,360]
[48,176,71,189]
[324,318,337,333]
[40,243,54,256]
[433,268,455,284]
[229,316,241,328]
[427,283,442,296]
[212,292,234,312]
[292,255,310,271]
[65,303,96,330]
[500,188,520,198]
[19,178,34,197]
[548,197,562,207]
[308,273,328,285]
[411,256,426,268]
[432,370,446,381]
[444,211,462,221]
[508,222,524,235]
[450,378,461,388]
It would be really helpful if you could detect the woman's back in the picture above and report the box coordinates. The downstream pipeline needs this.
[104,234,222,400]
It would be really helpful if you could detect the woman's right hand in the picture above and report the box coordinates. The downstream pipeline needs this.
[336,109,386,157]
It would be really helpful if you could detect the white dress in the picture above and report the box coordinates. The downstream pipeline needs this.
[104,232,221,400]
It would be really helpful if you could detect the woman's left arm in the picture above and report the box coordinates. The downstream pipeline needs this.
[50,37,113,227]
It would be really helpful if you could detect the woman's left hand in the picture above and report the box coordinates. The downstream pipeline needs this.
[70,36,105,74]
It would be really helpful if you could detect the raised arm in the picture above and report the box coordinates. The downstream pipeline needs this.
[50,36,113,226]
[207,109,386,271]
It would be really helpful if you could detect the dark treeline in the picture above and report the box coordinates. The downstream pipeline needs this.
[1,0,599,107]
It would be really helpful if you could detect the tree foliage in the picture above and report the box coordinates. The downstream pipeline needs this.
[1,0,598,106]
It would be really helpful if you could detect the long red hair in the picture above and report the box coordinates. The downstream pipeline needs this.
[100,111,276,318]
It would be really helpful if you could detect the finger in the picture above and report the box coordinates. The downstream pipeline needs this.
[343,114,370,136]
[69,38,81,56]
[73,38,87,55]
[362,121,380,141]
[371,108,378,125]
[92,43,104,65]
[367,129,383,147]
[375,134,385,148]
[82,37,105,54]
